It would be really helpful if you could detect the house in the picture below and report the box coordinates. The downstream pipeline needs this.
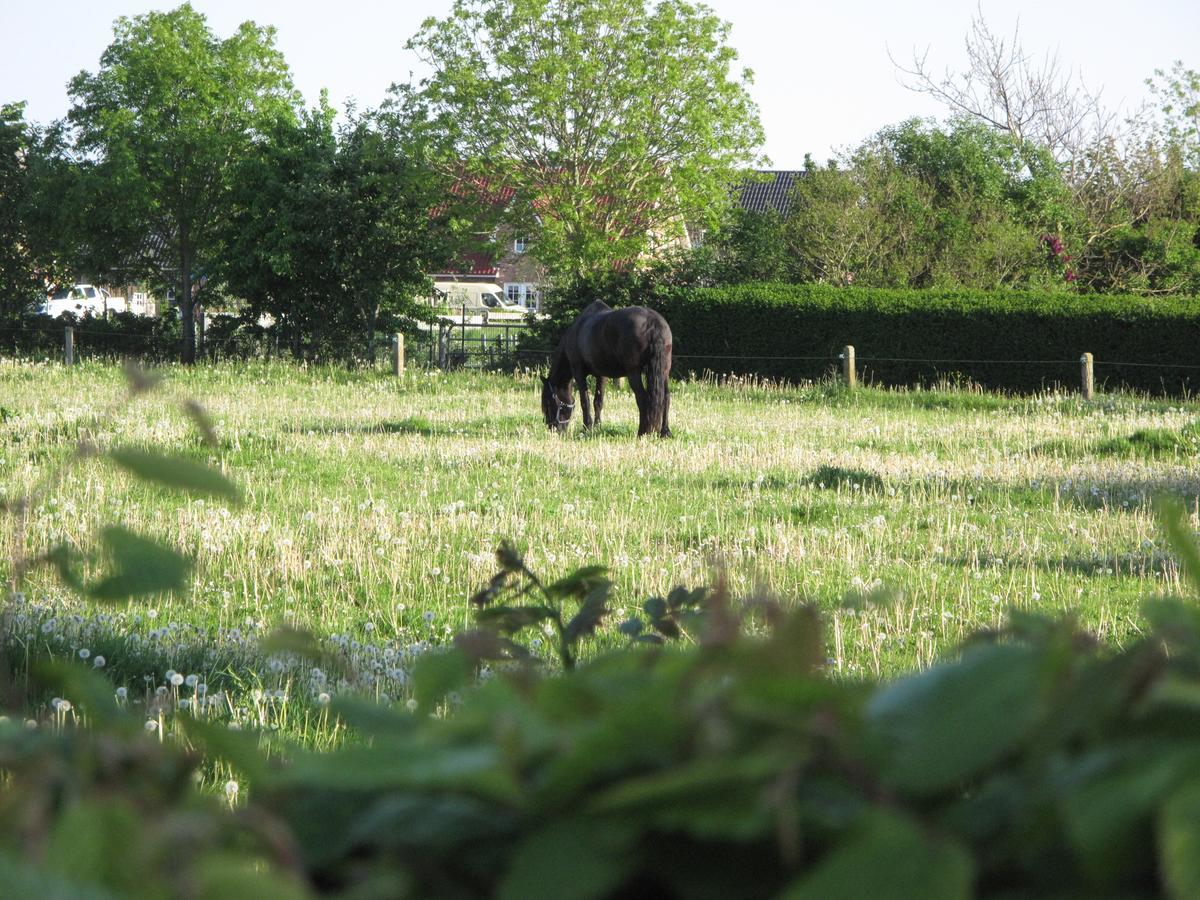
[733,170,806,218]
[432,171,694,308]
[431,237,546,311]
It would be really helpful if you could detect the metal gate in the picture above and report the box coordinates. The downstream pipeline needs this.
[426,311,532,370]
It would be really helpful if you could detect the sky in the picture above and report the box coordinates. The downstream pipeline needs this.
[2,0,1197,169]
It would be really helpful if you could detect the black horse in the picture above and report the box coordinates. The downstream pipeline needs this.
[541,300,673,437]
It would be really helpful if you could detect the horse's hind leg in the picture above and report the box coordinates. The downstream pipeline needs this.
[660,383,672,437]
[626,369,650,435]
[594,377,606,427]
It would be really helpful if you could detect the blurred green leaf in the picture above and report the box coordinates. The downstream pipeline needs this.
[43,543,86,594]
[1062,742,1198,884]
[643,596,667,619]
[347,793,516,853]
[618,618,643,637]
[564,582,611,642]
[1160,778,1200,899]
[181,398,219,447]
[31,660,122,728]
[866,642,1042,794]
[1157,497,1200,596]
[259,626,354,680]
[178,717,269,784]
[781,811,972,900]
[499,818,636,900]
[412,649,470,715]
[545,565,609,600]
[476,604,557,634]
[273,743,517,800]
[589,753,786,840]
[192,853,311,900]
[0,852,116,900]
[108,446,242,504]
[87,526,191,602]
[45,800,144,897]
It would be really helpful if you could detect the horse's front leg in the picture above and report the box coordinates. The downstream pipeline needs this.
[593,376,606,427]
[574,372,593,429]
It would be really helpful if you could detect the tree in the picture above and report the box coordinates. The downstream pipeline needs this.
[0,104,50,320]
[0,104,81,321]
[66,3,299,362]
[397,0,765,280]
[786,143,937,288]
[891,7,1109,165]
[219,104,462,357]
[1148,61,1200,167]
[219,102,344,356]
[709,208,792,283]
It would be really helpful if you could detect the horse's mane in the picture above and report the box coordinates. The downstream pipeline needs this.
[580,299,612,317]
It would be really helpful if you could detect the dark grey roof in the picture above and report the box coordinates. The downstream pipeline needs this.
[734,170,805,217]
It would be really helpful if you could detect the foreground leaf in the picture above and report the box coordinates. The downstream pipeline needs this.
[87,526,191,602]
[108,446,242,504]
[781,811,972,900]
[865,642,1041,794]
[1160,778,1200,899]
[499,818,636,900]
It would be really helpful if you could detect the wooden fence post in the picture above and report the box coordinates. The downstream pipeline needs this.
[64,326,74,366]
[842,345,856,388]
[1080,352,1094,400]
[392,333,404,376]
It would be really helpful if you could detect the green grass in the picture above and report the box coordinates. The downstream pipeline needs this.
[3,358,1200,700]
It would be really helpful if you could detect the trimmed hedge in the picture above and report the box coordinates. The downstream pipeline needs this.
[646,284,1200,394]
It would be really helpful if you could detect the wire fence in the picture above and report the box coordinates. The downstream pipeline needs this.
[3,320,1199,396]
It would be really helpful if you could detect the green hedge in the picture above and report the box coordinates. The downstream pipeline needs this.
[646,284,1200,394]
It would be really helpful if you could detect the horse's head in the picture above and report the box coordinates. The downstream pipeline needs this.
[541,375,574,432]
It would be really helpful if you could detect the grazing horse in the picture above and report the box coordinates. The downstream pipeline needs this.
[541,300,673,437]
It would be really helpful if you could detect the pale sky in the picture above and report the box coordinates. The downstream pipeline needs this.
[2,0,1197,168]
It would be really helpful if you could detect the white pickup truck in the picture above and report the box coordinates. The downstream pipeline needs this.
[42,284,114,317]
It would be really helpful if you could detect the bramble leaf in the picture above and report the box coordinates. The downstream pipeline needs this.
[108,446,242,504]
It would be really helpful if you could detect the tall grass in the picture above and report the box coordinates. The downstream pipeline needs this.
[2,358,1197,693]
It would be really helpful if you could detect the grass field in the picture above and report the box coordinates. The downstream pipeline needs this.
[3,358,1199,711]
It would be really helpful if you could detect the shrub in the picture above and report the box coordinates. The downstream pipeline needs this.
[644,284,1200,394]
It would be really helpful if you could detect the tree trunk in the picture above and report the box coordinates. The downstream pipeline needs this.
[180,236,196,365]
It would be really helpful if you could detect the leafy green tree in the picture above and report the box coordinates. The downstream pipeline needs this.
[220,104,462,357]
[0,103,69,320]
[786,120,1076,290]
[1148,61,1200,168]
[218,102,344,356]
[397,0,764,280]
[66,3,300,362]
[709,208,792,282]
[786,147,936,288]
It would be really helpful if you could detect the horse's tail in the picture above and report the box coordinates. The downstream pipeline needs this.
[644,321,671,435]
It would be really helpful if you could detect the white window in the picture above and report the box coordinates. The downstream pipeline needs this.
[513,236,529,254]
[504,283,540,309]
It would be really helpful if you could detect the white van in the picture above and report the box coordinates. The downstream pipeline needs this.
[432,281,522,312]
